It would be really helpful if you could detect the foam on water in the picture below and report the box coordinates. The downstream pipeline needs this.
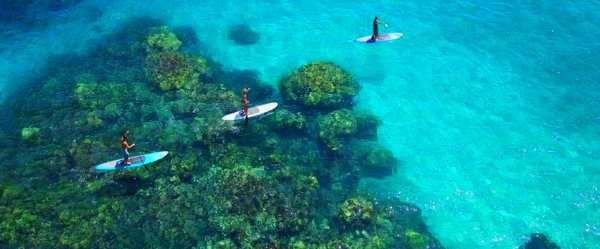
[1,0,600,247]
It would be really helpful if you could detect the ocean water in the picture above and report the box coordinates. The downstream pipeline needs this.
[1,0,600,247]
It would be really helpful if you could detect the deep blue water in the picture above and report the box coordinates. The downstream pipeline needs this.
[1,0,600,247]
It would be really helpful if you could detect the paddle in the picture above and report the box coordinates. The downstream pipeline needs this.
[130,131,148,170]
[378,20,388,28]
[141,157,148,170]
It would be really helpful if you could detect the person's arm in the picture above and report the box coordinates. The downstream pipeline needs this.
[124,131,135,149]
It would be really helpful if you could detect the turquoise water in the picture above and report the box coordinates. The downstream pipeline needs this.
[1,0,600,247]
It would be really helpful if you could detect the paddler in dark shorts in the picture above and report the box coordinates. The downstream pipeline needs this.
[372,17,380,40]
[240,88,250,121]
[121,131,136,165]
[371,16,387,41]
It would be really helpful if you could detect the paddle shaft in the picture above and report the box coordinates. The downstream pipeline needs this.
[131,133,149,170]
[142,157,148,170]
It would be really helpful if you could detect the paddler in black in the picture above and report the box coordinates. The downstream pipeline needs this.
[372,16,381,40]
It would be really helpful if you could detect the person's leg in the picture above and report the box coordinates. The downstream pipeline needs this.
[124,149,130,165]
[244,104,249,118]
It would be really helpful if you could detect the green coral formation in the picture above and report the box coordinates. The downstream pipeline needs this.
[1,185,24,201]
[21,126,42,145]
[279,61,360,110]
[145,50,210,91]
[0,17,443,248]
[404,229,427,249]
[350,143,399,178]
[317,109,357,151]
[143,26,210,91]
[336,197,374,230]
[269,108,307,132]
[21,126,39,140]
[145,26,182,52]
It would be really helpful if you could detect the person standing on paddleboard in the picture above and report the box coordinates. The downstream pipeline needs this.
[121,131,136,165]
[241,88,250,121]
[372,16,388,41]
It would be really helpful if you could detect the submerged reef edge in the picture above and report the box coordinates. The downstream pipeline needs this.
[0,16,503,249]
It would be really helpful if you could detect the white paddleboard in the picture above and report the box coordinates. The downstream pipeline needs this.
[222,102,278,121]
[95,151,169,171]
[355,33,403,43]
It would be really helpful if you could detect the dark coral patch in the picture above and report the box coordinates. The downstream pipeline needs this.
[214,69,274,102]
[520,233,560,249]
[173,26,198,47]
[228,24,260,45]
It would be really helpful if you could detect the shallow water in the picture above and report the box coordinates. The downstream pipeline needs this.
[1,0,600,247]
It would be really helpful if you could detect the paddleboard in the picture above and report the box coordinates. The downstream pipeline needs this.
[95,151,168,171]
[355,33,403,43]
[222,102,278,121]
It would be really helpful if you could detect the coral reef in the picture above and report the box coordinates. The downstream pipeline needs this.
[145,50,210,91]
[519,233,560,249]
[355,113,382,141]
[0,17,442,249]
[21,126,41,145]
[336,197,374,229]
[142,26,211,91]
[228,24,260,45]
[279,61,360,110]
[352,143,399,178]
[317,109,357,151]
[173,25,198,47]
[145,26,182,52]
[268,109,307,133]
